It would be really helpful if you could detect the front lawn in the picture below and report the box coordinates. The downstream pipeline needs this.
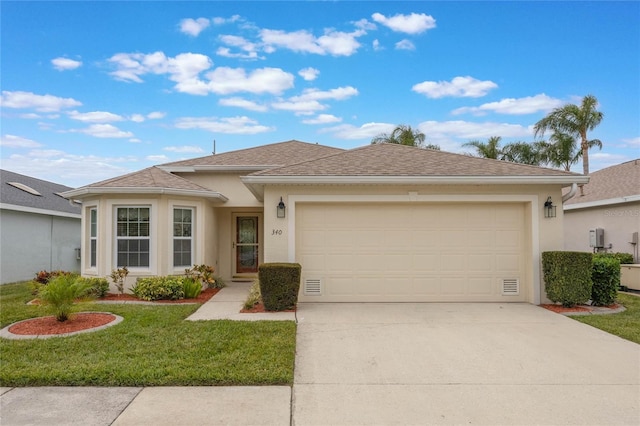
[0,282,296,386]
[572,292,640,344]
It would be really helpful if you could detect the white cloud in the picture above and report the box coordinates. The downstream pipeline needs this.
[129,114,145,123]
[147,111,166,119]
[271,99,326,114]
[163,145,205,153]
[417,120,531,142]
[412,76,498,99]
[72,124,134,138]
[212,15,241,25]
[179,18,210,37]
[0,91,82,112]
[292,86,359,102]
[260,28,363,56]
[621,137,640,147]
[353,18,377,31]
[146,155,170,162]
[372,39,383,51]
[299,67,320,81]
[452,94,564,116]
[371,12,436,34]
[2,150,136,187]
[51,57,82,71]
[175,116,274,134]
[205,67,294,95]
[302,114,342,125]
[321,122,396,140]
[0,134,43,148]
[217,35,261,59]
[219,97,268,112]
[395,39,415,50]
[129,138,142,143]
[68,110,125,123]
[589,152,634,173]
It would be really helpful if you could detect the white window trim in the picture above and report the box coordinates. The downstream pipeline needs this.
[172,206,194,270]
[168,200,203,274]
[89,207,98,269]
[107,200,158,275]
[83,202,99,275]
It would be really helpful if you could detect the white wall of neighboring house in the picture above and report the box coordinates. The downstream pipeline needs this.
[0,208,81,284]
[564,202,640,262]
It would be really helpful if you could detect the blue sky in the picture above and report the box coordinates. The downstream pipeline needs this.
[1,1,638,188]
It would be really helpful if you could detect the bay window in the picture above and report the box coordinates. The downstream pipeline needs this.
[116,207,150,268]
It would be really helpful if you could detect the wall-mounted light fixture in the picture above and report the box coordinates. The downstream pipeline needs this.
[277,197,286,218]
[544,196,556,218]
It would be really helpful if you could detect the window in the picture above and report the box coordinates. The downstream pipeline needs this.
[173,208,192,267]
[90,208,97,268]
[116,207,150,267]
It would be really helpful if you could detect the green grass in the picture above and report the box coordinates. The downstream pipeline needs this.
[0,282,296,386]
[572,293,640,344]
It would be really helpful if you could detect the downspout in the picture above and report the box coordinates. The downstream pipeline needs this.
[562,183,578,203]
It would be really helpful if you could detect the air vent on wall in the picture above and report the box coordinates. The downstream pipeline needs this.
[304,278,322,296]
[502,278,520,295]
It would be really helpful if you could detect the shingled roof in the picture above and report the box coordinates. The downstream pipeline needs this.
[61,166,227,201]
[250,143,586,177]
[564,159,640,206]
[1,169,81,216]
[161,140,344,168]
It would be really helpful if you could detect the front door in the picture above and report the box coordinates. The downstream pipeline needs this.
[233,215,260,275]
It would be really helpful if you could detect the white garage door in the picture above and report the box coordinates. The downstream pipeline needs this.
[296,203,528,302]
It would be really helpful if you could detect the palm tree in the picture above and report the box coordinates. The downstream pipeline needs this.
[541,131,602,172]
[371,125,426,147]
[501,141,547,166]
[462,136,503,159]
[533,95,604,176]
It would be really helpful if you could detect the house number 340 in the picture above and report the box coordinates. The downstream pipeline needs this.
[271,229,283,235]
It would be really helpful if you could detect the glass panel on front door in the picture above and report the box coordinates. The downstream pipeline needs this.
[236,216,259,273]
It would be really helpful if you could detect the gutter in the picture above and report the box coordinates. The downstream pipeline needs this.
[59,187,229,202]
[562,183,578,203]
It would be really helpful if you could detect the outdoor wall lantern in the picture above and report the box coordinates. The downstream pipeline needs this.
[544,196,556,218]
[277,197,286,218]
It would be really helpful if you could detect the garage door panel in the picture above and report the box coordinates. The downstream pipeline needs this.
[297,203,528,302]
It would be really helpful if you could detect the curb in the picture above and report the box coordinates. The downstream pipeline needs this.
[0,312,123,340]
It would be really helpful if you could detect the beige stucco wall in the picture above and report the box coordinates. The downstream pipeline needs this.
[262,184,568,304]
[175,172,263,207]
[564,202,640,261]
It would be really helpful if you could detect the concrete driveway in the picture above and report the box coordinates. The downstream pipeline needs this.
[292,303,640,425]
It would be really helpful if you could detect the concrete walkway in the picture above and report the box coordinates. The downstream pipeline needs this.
[2,292,639,425]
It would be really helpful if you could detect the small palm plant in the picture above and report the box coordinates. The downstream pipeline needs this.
[39,274,93,322]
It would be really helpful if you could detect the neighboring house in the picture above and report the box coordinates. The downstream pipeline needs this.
[563,159,640,262]
[62,140,588,304]
[0,170,81,284]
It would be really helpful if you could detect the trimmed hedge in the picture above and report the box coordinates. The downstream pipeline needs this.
[258,263,301,311]
[132,276,185,301]
[542,251,593,307]
[593,252,634,265]
[591,256,620,306]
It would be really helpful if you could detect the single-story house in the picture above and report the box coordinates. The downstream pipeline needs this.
[1,170,81,284]
[563,159,639,261]
[62,140,589,304]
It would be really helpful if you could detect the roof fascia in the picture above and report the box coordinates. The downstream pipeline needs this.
[60,187,229,202]
[158,165,278,173]
[564,195,640,211]
[241,175,590,201]
[0,203,81,219]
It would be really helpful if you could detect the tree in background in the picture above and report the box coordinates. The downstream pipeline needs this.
[534,95,604,176]
[462,136,503,159]
[540,131,602,171]
[371,125,426,147]
[501,141,547,166]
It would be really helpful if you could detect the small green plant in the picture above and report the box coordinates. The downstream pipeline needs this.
[243,279,262,310]
[591,256,621,306]
[38,274,93,321]
[185,264,224,289]
[132,276,185,301]
[258,263,301,311]
[30,270,73,295]
[182,277,202,299]
[593,252,634,265]
[110,267,129,295]
[78,277,110,298]
[542,251,592,307]
[211,275,226,289]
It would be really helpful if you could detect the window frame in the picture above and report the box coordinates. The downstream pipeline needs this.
[89,207,98,268]
[114,205,152,269]
[172,206,194,268]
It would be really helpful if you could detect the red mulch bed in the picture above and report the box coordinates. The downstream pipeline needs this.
[240,301,296,313]
[9,313,117,335]
[540,303,620,313]
[100,287,220,303]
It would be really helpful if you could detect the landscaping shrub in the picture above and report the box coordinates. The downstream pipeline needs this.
[132,276,185,301]
[110,267,129,295]
[542,251,592,307]
[30,270,74,295]
[591,256,621,306]
[243,279,262,310]
[182,277,202,299]
[39,274,93,321]
[593,252,634,265]
[78,277,110,298]
[185,264,224,289]
[258,263,301,311]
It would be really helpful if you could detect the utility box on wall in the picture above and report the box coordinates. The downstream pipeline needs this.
[589,228,604,248]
